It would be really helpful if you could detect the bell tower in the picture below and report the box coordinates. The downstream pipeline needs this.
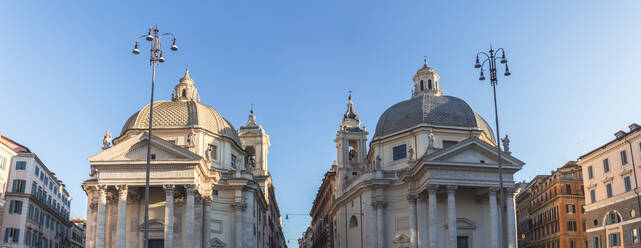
[238,108,270,176]
[412,58,442,98]
[335,94,368,195]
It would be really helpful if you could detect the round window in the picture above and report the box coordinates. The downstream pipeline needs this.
[593,219,599,226]
[631,209,637,218]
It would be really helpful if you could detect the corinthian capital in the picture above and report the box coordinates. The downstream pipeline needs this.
[163,184,175,195]
[232,202,247,211]
[184,184,197,195]
[96,185,107,197]
[117,185,128,200]
[371,201,387,209]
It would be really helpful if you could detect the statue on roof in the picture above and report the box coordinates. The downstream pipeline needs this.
[502,135,511,154]
[102,130,112,150]
[427,130,435,149]
[187,129,195,147]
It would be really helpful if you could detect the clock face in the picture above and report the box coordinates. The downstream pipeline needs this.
[521,234,526,239]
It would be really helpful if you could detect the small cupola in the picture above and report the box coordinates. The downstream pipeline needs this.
[172,68,200,103]
[341,93,362,130]
[412,58,442,98]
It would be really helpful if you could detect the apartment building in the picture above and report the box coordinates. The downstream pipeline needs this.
[579,123,641,248]
[516,162,586,248]
[0,137,73,248]
[69,217,85,248]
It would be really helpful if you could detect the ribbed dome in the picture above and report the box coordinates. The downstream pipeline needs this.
[373,94,494,142]
[120,100,241,144]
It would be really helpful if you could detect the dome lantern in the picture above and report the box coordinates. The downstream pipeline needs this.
[172,68,200,103]
[412,58,442,98]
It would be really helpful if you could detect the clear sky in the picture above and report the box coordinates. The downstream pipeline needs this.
[1,0,640,244]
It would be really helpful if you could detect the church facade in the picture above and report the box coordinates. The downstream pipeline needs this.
[307,60,525,248]
[82,69,286,248]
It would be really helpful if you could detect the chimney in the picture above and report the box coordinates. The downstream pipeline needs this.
[615,130,626,138]
[630,123,640,132]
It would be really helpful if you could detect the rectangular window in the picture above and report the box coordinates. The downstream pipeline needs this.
[603,159,610,172]
[8,200,22,214]
[622,150,629,165]
[0,154,5,170]
[566,204,576,214]
[392,144,407,161]
[11,180,25,193]
[25,230,31,245]
[15,161,26,170]
[609,232,621,246]
[629,228,639,244]
[591,189,596,203]
[34,167,39,176]
[208,145,218,160]
[568,220,577,231]
[442,140,458,149]
[231,154,237,169]
[3,228,19,243]
[606,183,613,198]
[27,204,33,220]
[588,166,594,179]
[566,184,572,194]
[625,176,632,192]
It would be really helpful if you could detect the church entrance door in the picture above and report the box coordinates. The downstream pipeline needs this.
[148,239,164,248]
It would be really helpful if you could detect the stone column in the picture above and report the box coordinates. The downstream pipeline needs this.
[96,185,107,248]
[408,194,418,248]
[446,186,457,248]
[488,188,499,248]
[427,185,438,248]
[232,201,247,248]
[184,184,196,248]
[163,184,175,248]
[116,185,128,248]
[373,201,386,248]
[506,188,517,248]
[417,193,428,248]
[203,196,213,248]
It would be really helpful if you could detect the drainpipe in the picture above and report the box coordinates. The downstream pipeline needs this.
[624,136,641,218]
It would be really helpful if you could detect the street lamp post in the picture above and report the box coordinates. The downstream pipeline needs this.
[131,26,179,248]
[474,46,511,248]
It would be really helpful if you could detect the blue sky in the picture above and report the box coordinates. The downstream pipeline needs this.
[1,0,640,244]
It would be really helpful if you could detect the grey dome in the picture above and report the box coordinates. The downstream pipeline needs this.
[120,100,241,145]
[373,94,495,141]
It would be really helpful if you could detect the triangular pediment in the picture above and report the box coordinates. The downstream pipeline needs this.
[423,137,524,167]
[89,133,201,162]
[392,233,410,244]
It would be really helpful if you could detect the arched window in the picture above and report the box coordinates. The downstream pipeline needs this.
[182,89,187,97]
[349,215,358,228]
[420,80,424,91]
[428,79,433,90]
[606,211,622,225]
[246,146,256,166]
